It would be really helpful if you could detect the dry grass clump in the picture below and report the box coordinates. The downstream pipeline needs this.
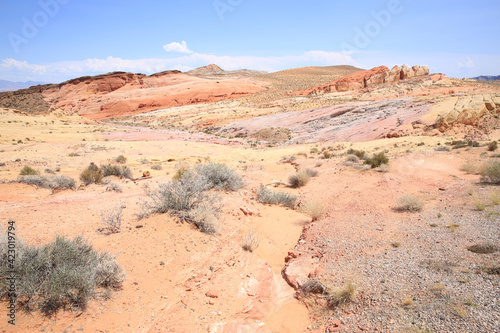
[288,170,312,188]
[80,163,103,185]
[187,206,218,234]
[0,235,124,316]
[473,196,486,211]
[490,190,500,205]
[20,165,39,175]
[326,281,357,307]
[395,195,424,212]
[242,230,259,252]
[480,160,500,184]
[467,242,499,254]
[172,163,189,180]
[303,168,319,177]
[194,162,244,191]
[151,164,163,170]
[300,200,327,221]
[114,155,127,164]
[257,187,297,208]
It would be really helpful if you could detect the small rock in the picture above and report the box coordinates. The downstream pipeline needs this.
[205,289,219,298]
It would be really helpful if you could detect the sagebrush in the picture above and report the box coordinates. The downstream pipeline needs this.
[0,235,124,316]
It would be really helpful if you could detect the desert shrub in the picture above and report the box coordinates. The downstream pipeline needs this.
[80,163,103,185]
[346,149,366,159]
[44,168,55,174]
[322,151,332,159]
[139,171,219,219]
[365,153,389,168]
[187,206,218,234]
[326,281,357,307]
[114,155,127,164]
[16,175,49,187]
[242,230,259,252]
[257,187,297,208]
[17,175,75,190]
[0,235,124,316]
[101,164,133,179]
[151,164,163,170]
[346,154,359,163]
[139,158,150,164]
[480,160,500,184]
[288,170,311,188]
[194,163,244,191]
[488,141,498,152]
[395,195,424,212]
[467,243,498,254]
[300,200,327,221]
[20,165,39,176]
[100,204,123,234]
[460,162,478,174]
[48,175,76,190]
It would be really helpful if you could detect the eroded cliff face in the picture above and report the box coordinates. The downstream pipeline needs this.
[293,64,430,96]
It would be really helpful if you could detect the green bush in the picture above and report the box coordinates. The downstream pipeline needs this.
[80,163,103,185]
[0,235,124,316]
[365,153,389,168]
[194,163,244,191]
[257,187,297,208]
[480,160,500,184]
[20,165,39,176]
[488,141,498,152]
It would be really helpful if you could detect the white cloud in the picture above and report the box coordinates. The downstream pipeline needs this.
[457,56,474,69]
[3,51,498,83]
[0,50,356,82]
[163,41,193,54]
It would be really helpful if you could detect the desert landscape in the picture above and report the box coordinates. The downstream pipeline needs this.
[0,62,499,333]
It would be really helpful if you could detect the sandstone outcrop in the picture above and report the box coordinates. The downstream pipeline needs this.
[293,64,430,96]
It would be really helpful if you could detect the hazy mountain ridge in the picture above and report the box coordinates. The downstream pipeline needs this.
[0,79,47,92]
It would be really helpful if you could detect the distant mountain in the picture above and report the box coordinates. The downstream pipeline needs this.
[0,80,48,92]
[471,75,500,81]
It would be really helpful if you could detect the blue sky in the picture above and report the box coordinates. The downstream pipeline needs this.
[0,0,499,82]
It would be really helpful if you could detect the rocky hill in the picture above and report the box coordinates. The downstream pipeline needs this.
[293,64,429,95]
[0,68,267,119]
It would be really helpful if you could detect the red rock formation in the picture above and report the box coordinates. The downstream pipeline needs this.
[293,64,430,96]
